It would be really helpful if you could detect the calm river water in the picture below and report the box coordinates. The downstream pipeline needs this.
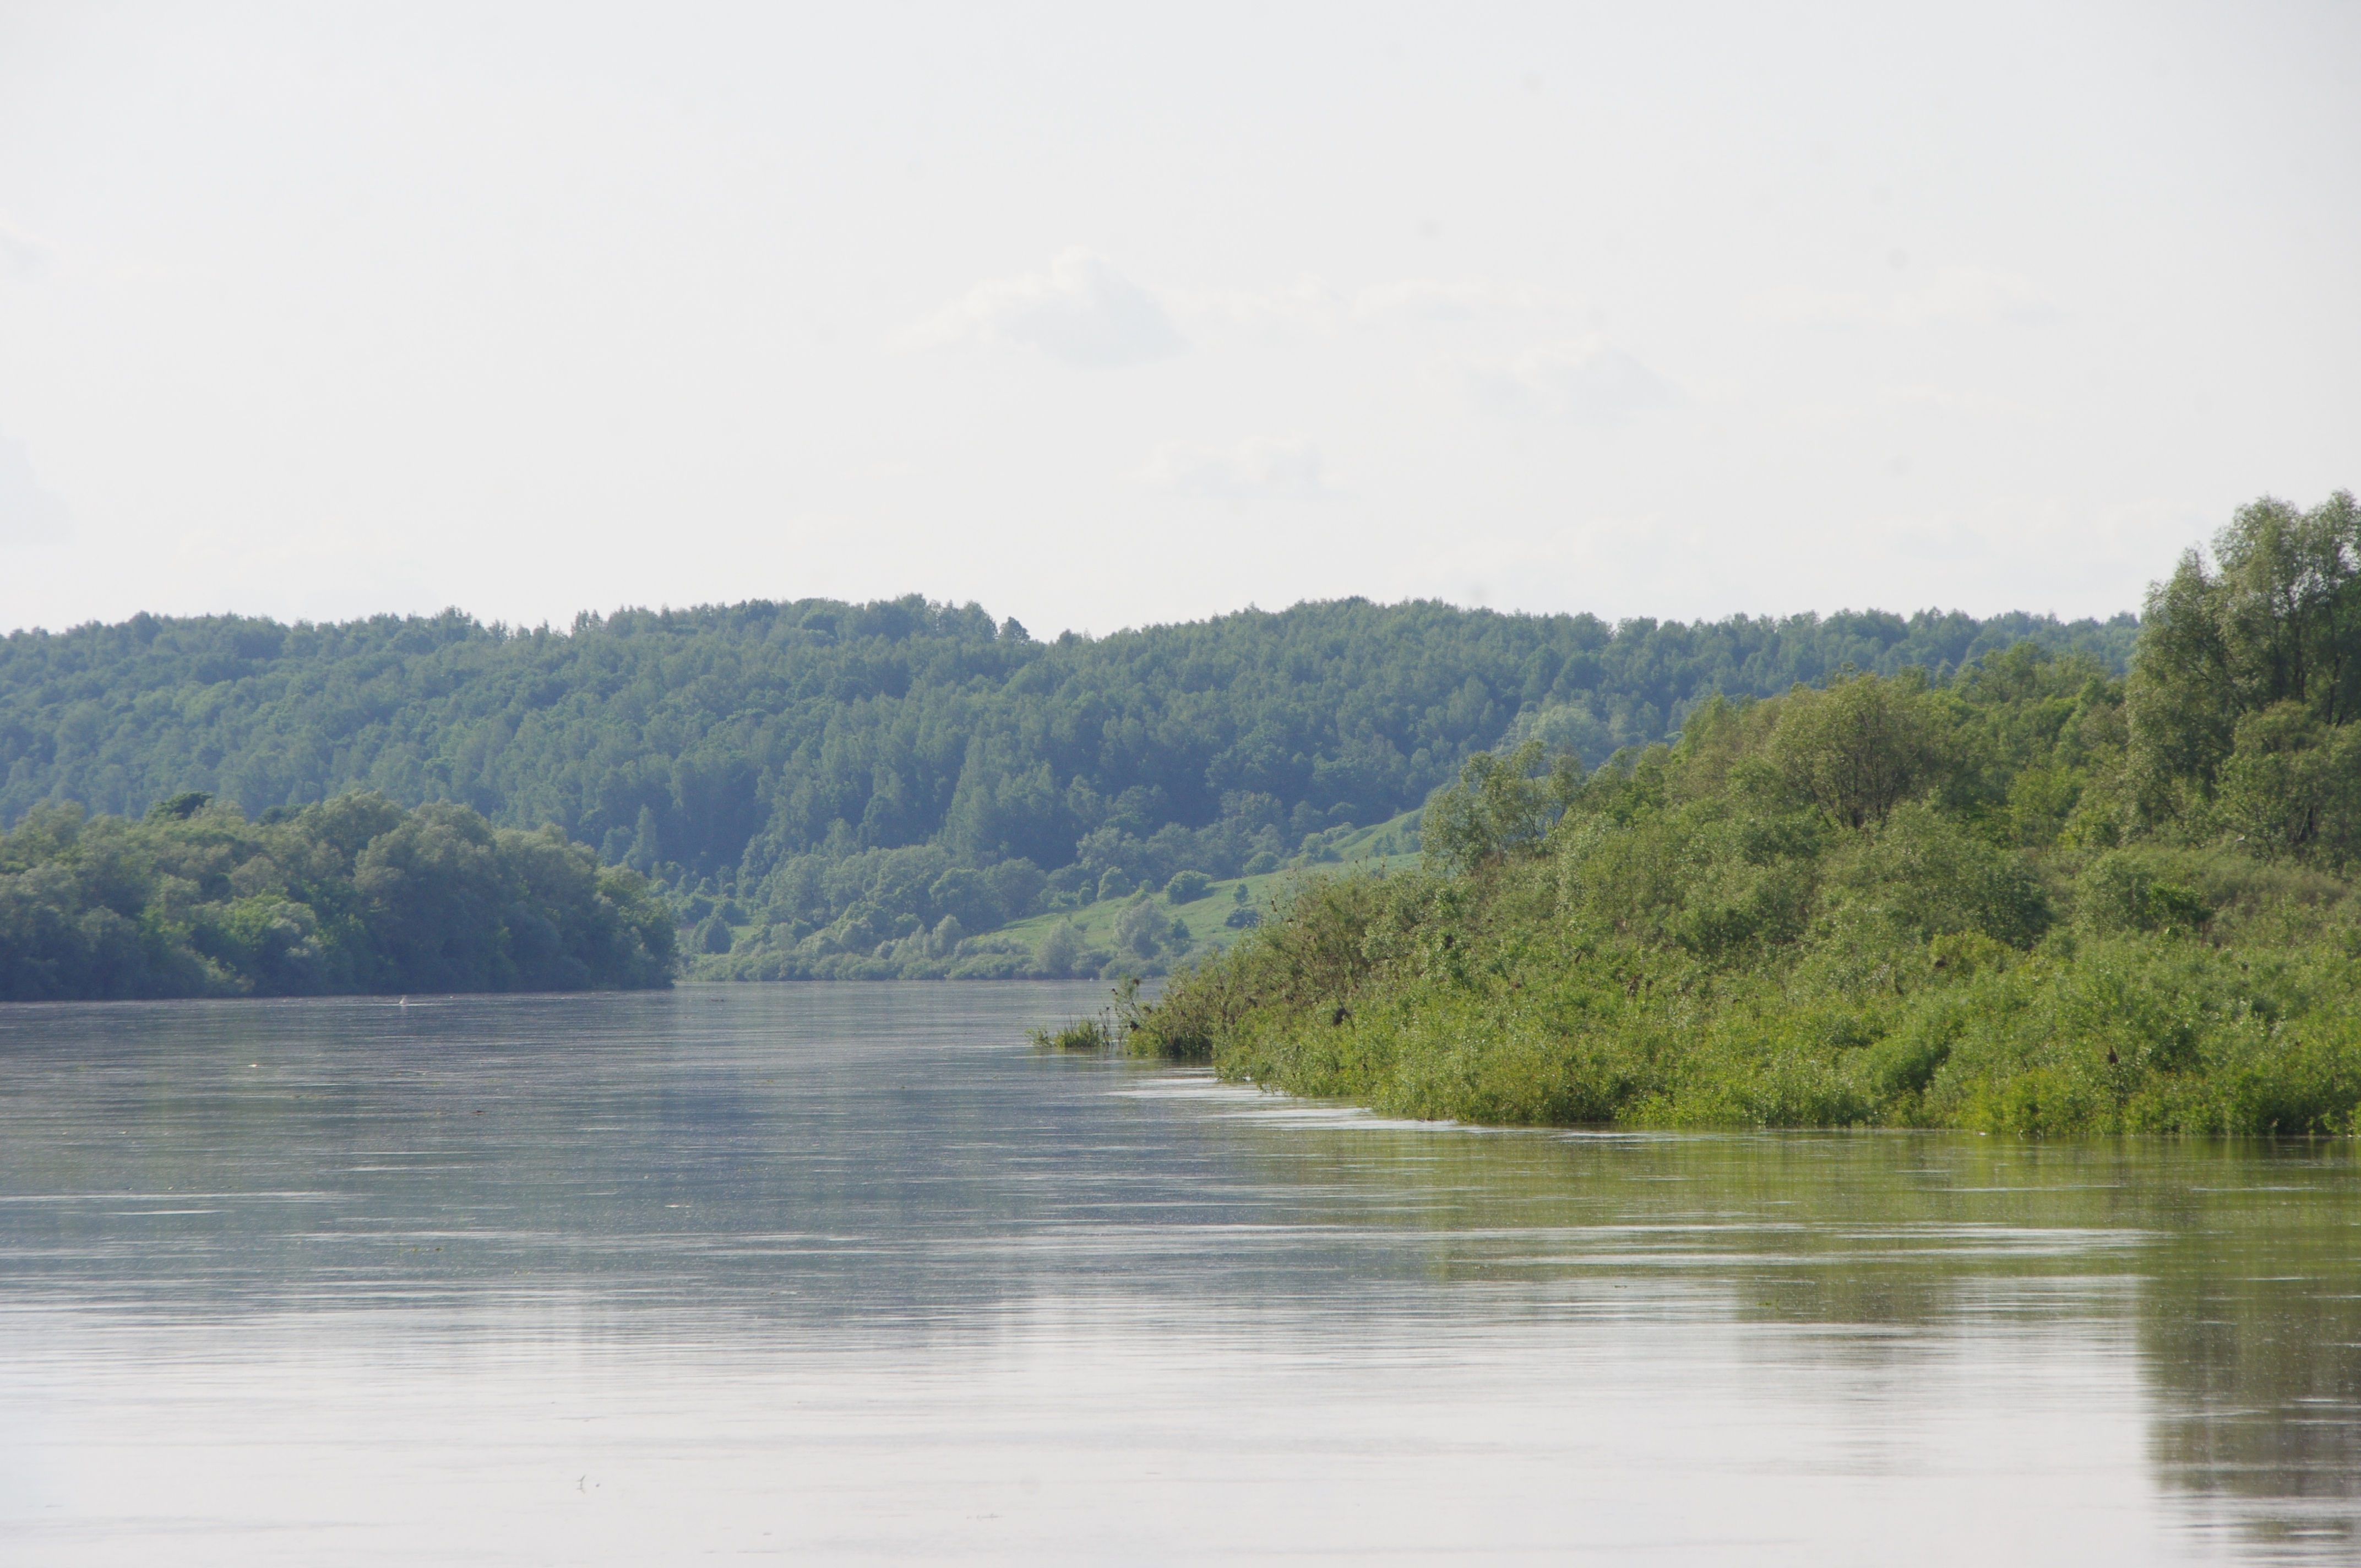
[2,984,2357,1565]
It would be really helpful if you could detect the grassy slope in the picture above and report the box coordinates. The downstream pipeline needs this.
[997,811,1423,965]
[697,808,1426,974]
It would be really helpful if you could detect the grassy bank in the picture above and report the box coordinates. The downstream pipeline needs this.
[992,814,1420,971]
[1127,636,2361,1136]
[1133,881,2361,1134]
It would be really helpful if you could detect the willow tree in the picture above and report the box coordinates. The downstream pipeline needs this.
[1419,739,1585,873]
[1766,673,1953,830]
[2129,491,2361,821]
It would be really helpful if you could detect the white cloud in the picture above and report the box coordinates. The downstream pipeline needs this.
[1182,278,1350,337]
[1448,337,1684,423]
[1762,268,2060,330]
[902,249,1183,367]
[0,432,72,543]
[1881,384,2044,420]
[1183,276,1579,338]
[1893,268,2060,328]
[1349,277,1574,322]
[0,220,50,279]
[1142,437,1332,503]
[1757,286,1875,329]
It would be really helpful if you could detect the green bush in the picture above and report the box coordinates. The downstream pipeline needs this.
[0,794,677,999]
[1128,591,2361,1135]
[693,913,735,954]
[1166,870,1212,903]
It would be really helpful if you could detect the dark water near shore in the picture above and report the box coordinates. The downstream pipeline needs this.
[2,984,2357,1565]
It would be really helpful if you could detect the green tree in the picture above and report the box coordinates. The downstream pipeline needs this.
[1422,741,1583,874]
[0,793,674,999]
[1113,897,1167,960]
[2129,491,2361,813]
[1165,870,1212,903]
[2,595,2138,895]
[2212,703,2361,863]
[1767,673,1952,830]
[1032,919,1083,979]
[693,913,734,954]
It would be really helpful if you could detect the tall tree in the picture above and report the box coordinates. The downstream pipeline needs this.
[2129,491,2361,813]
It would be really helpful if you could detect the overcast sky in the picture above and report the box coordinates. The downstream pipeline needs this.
[1,2,2355,638]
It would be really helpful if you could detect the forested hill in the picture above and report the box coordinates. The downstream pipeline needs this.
[1,597,2135,889]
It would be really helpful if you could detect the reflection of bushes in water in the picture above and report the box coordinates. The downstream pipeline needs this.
[1206,1125,2180,1316]
[2138,1161,2361,1536]
[1206,1112,2361,1532]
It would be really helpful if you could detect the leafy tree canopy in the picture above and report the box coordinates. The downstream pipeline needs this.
[1,595,2136,905]
[0,793,675,1000]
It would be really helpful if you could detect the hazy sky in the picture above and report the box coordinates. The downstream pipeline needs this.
[1,2,2355,638]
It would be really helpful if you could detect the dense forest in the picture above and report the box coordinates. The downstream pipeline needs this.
[1,596,2130,983]
[1130,493,2361,1136]
[0,791,677,1000]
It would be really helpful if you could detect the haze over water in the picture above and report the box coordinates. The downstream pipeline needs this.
[2,985,2355,1564]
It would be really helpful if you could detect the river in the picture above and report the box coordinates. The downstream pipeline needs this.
[2,984,2355,1564]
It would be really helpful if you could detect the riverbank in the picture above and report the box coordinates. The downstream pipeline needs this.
[1127,668,2361,1137]
[1129,885,2361,1135]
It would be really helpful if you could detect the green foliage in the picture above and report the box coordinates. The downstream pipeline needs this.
[1766,673,1953,829]
[1421,739,1584,873]
[0,598,2134,907]
[1165,869,1212,903]
[1028,1012,1116,1051]
[148,791,213,821]
[1032,920,1085,980]
[0,794,676,999]
[1833,802,2052,948]
[1130,559,2361,1134]
[1113,896,1168,960]
[2130,490,2361,837]
[2210,703,2361,862]
[2072,852,2210,935]
[692,913,735,954]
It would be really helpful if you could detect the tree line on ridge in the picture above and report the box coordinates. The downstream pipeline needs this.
[0,595,2132,987]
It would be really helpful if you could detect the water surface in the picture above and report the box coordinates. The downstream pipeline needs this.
[2,986,2356,1564]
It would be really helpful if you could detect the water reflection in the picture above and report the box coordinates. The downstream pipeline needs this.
[1,987,2354,1564]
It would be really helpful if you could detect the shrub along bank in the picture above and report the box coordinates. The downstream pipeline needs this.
[0,792,677,999]
[1127,492,2361,1135]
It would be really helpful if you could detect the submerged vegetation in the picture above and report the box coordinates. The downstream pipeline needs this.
[1029,979,1138,1052]
[1131,494,2361,1136]
[0,792,677,999]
